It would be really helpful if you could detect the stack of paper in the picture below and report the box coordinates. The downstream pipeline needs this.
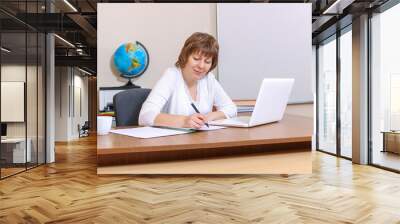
[109,125,226,139]
[110,127,190,138]
[197,125,226,131]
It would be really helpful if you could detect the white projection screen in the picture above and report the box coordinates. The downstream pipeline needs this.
[1,81,25,122]
[217,4,312,103]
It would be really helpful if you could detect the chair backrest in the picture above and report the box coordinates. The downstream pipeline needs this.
[113,88,151,126]
[82,121,90,130]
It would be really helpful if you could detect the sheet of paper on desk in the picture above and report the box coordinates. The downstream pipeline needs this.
[110,127,191,138]
[197,125,227,131]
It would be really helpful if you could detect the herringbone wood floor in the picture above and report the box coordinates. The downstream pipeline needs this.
[1,135,400,223]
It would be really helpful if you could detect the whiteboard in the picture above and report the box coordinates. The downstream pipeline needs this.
[1,82,25,122]
[217,4,313,103]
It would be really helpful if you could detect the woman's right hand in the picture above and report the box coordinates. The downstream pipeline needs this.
[184,113,207,129]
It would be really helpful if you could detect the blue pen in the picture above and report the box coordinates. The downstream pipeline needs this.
[190,103,209,128]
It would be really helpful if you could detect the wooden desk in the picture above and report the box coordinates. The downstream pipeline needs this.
[97,114,312,170]
[234,100,257,106]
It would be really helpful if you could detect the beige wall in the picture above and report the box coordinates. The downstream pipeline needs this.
[72,73,89,138]
[97,3,217,89]
[1,65,37,138]
[55,67,69,141]
[55,67,89,141]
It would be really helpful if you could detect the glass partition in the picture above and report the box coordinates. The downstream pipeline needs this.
[38,32,45,165]
[317,36,337,155]
[370,3,400,171]
[339,27,352,158]
[27,31,38,169]
[0,1,46,179]
[1,31,28,177]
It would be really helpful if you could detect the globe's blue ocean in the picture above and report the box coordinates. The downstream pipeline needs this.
[113,42,149,78]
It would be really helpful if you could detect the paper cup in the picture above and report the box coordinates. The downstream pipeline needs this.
[97,116,113,135]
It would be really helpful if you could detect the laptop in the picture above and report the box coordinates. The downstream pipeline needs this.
[209,78,294,128]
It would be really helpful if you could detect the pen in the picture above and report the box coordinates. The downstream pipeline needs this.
[190,103,209,128]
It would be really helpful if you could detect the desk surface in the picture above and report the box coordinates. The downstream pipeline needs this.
[1,138,26,143]
[97,114,312,167]
[98,114,311,154]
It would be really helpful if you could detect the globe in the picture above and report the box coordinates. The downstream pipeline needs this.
[113,41,149,80]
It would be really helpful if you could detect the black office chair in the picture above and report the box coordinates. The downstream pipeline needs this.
[78,121,90,138]
[113,88,151,126]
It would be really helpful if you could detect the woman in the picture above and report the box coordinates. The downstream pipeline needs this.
[139,32,237,129]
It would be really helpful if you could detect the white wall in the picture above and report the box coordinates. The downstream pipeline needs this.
[97,3,217,89]
[217,4,312,103]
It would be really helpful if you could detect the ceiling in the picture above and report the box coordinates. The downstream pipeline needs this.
[0,0,391,75]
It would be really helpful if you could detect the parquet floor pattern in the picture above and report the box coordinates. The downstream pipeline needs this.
[1,135,400,223]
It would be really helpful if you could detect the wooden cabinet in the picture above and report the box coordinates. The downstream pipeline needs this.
[382,131,400,154]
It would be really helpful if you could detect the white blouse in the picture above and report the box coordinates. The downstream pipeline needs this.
[139,67,237,126]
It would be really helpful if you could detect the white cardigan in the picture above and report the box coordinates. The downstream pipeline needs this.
[139,67,237,126]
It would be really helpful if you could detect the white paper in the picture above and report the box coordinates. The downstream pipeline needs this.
[110,127,191,138]
[197,125,227,131]
[109,125,227,139]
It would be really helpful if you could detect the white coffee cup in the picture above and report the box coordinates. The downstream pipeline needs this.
[97,116,113,135]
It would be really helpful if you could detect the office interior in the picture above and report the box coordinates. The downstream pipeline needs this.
[0,0,400,222]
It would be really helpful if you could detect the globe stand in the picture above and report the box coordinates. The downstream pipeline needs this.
[123,78,141,88]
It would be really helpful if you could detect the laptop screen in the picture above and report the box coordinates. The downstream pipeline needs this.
[1,123,7,137]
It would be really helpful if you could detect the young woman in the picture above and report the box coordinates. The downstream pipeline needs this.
[139,32,237,129]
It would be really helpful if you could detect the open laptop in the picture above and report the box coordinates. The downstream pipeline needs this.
[209,78,294,128]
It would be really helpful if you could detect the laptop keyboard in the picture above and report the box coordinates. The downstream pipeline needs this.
[229,116,251,124]
[209,116,251,126]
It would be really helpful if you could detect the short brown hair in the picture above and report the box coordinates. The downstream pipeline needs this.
[175,32,219,72]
